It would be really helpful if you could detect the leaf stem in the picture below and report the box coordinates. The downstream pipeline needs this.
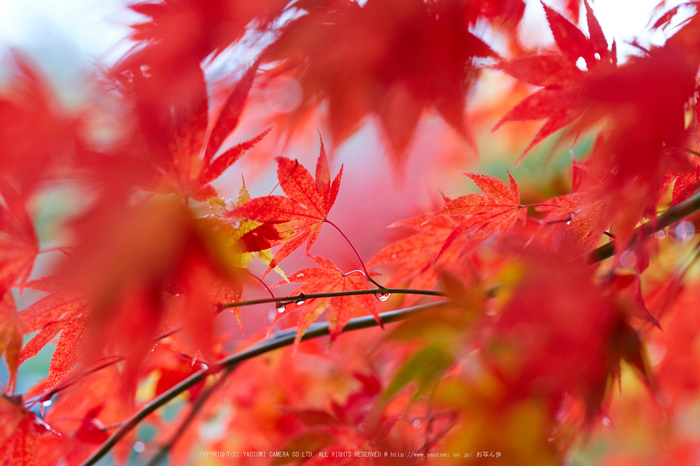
[37,246,74,255]
[245,270,276,300]
[524,203,562,208]
[323,219,385,289]
[80,300,455,466]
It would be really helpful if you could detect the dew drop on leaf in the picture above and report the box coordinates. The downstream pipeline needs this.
[412,419,421,428]
[277,305,286,313]
[133,441,145,453]
[295,298,305,305]
[296,273,304,278]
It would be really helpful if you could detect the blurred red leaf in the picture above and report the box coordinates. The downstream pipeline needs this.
[0,394,58,466]
[127,61,270,200]
[0,53,83,197]
[489,250,654,417]
[51,199,244,388]
[0,181,38,295]
[264,0,495,160]
[0,293,21,394]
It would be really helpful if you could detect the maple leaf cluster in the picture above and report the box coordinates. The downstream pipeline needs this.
[3,0,700,465]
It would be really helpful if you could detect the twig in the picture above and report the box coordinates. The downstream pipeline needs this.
[588,191,700,263]
[145,369,231,466]
[324,219,385,289]
[220,287,445,309]
[80,191,700,465]
[80,300,455,466]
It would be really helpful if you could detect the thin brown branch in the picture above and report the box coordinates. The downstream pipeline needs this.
[145,369,231,466]
[221,287,445,310]
[80,300,456,466]
[80,191,700,465]
[588,191,700,263]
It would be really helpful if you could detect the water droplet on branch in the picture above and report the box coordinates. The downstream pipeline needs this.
[619,251,636,269]
[675,221,695,242]
[375,292,391,302]
[41,399,52,415]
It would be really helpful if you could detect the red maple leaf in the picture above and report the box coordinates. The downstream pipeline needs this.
[273,255,381,349]
[536,192,606,257]
[531,159,611,256]
[18,288,90,389]
[230,140,342,274]
[428,172,527,257]
[494,0,614,163]
[367,214,475,306]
